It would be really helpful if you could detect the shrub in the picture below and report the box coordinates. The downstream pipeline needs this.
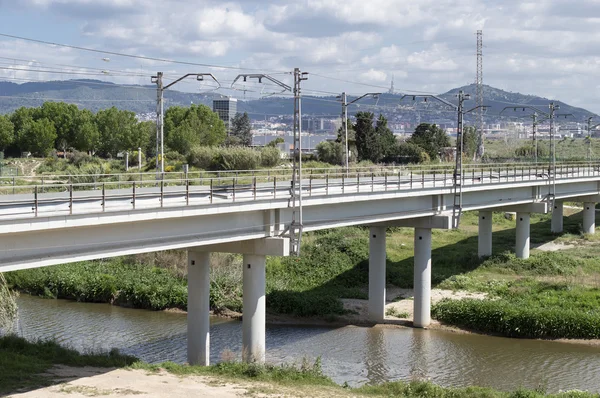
[315,141,343,165]
[213,147,261,171]
[432,298,600,339]
[260,147,281,168]
[187,146,216,170]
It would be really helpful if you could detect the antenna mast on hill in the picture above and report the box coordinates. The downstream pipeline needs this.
[475,30,484,161]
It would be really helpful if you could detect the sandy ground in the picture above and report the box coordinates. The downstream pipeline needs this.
[10,366,260,398]
[8,366,349,398]
[340,288,487,323]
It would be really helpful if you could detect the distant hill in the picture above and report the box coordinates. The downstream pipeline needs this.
[0,80,595,125]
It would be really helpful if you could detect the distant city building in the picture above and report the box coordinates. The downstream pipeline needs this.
[213,98,238,134]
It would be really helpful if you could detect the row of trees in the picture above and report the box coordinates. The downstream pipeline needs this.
[0,101,254,159]
[317,114,482,165]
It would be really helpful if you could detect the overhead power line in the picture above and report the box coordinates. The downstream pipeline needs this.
[0,33,286,73]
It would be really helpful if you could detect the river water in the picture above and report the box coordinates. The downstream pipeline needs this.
[10,294,600,393]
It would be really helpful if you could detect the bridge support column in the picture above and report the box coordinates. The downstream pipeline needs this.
[187,251,211,366]
[516,213,530,259]
[368,226,386,323]
[414,227,432,328]
[242,254,266,363]
[551,201,564,233]
[478,211,492,258]
[583,202,596,235]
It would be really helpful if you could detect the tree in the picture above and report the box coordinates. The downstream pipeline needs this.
[164,104,227,154]
[22,118,57,156]
[95,107,138,157]
[375,114,396,162]
[0,273,17,329]
[335,118,357,162]
[0,115,14,151]
[71,109,99,153]
[9,107,34,155]
[462,126,478,159]
[316,140,344,165]
[231,112,252,146]
[354,112,379,162]
[36,102,79,151]
[267,137,285,147]
[408,123,450,160]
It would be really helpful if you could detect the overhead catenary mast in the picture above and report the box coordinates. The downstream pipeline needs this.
[475,30,484,161]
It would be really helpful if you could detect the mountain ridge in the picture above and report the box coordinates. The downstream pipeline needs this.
[0,80,595,124]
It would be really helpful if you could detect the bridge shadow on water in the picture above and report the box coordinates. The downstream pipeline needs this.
[267,209,589,325]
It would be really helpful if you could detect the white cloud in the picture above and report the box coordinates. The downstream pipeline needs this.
[2,0,600,112]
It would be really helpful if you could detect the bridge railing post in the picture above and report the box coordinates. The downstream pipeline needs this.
[160,180,164,208]
[69,184,73,215]
[341,174,344,194]
[273,177,277,199]
[132,182,136,209]
[371,172,374,192]
[357,173,360,192]
[410,171,413,190]
[102,183,105,212]
[34,185,38,216]
[210,179,213,203]
[385,173,388,191]
[253,177,257,200]
[233,178,236,202]
[186,178,190,206]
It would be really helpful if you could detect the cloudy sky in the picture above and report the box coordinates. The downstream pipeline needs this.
[0,0,599,112]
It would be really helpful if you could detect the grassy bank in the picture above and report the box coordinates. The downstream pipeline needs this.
[1,336,597,397]
[0,335,136,394]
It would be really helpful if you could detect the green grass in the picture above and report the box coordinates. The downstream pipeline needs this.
[0,335,136,395]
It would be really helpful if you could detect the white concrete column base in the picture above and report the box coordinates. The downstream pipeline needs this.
[413,227,432,328]
[516,213,530,259]
[583,202,596,235]
[187,251,211,366]
[478,211,493,258]
[368,226,386,323]
[242,254,266,363]
[551,201,564,233]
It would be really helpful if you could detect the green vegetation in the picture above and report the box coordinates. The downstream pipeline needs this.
[1,335,596,397]
[0,335,136,395]
[0,273,17,328]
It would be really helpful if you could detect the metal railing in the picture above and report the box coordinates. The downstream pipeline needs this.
[0,162,599,220]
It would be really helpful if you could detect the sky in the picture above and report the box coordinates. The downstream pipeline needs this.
[0,0,599,112]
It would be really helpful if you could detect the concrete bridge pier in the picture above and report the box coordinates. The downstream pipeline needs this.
[368,216,452,327]
[368,226,387,323]
[516,212,530,259]
[194,238,289,364]
[551,201,564,233]
[242,254,266,363]
[187,251,211,366]
[583,202,596,234]
[413,227,432,328]
[478,211,493,258]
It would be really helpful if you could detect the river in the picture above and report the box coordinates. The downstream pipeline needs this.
[9,294,600,393]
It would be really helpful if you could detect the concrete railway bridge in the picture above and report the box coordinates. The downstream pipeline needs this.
[1,162,599,365]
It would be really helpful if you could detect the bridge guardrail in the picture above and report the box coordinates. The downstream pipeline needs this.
[0,163,599,219]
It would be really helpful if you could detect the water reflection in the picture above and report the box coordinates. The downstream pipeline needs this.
[12,295,600,393]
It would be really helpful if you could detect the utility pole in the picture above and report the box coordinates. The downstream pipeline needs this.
[154,72,163,177]
[291,68,309,256]
[152,72,220,177]
[337,92,381,175]
[454,91,471,228]
[549,102,559,204]
[231,71,307,255]
[342,92,348,172]
[401,91,484,229]
[532,113,538,163]
[501,104,572,209]
[475,30,484,161]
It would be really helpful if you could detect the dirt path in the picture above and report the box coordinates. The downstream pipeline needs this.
[8,366,349,398]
